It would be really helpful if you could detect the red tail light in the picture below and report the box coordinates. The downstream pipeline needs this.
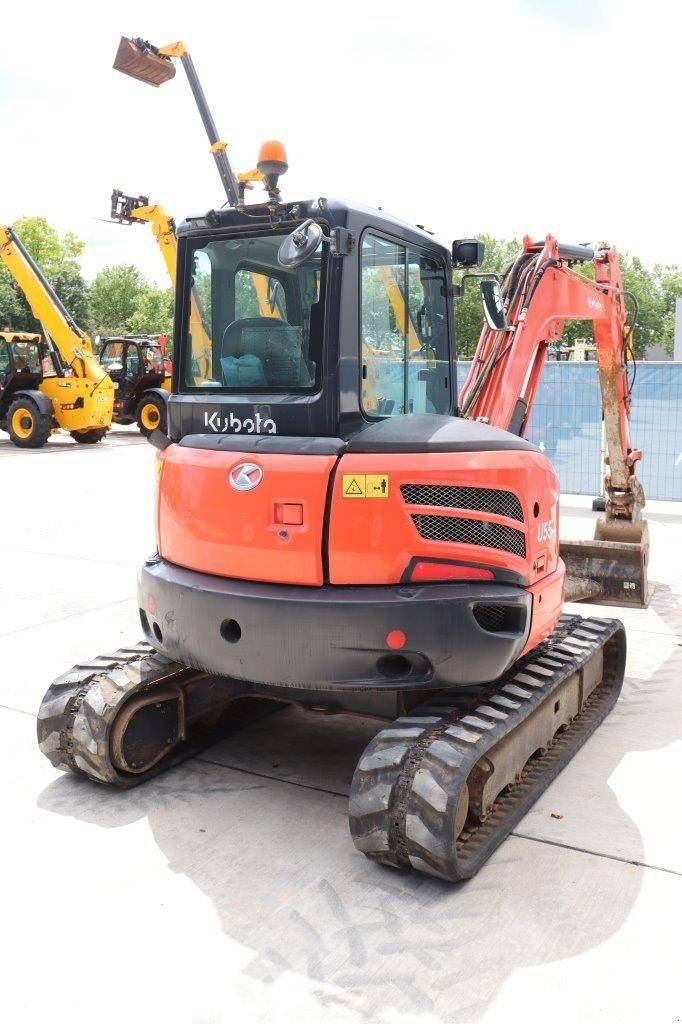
[409,561,495,583]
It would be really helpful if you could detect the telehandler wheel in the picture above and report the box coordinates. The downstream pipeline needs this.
[7,397,51,449]
[70,428,107,444]
[136,394,166,437]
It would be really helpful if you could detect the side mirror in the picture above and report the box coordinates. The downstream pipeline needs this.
[453,238,484,268]
[278,219,323,268]
[480,279,507,331]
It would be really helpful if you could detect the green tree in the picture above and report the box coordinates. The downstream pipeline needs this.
[0,274,24,329]
[0,216,91,331]
[90,265,148,336]
[129,287,174,343]
[562,252,680,356]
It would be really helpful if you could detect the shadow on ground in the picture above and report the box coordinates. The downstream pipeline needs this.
[37,633,681,1024]
[0,427,145,456]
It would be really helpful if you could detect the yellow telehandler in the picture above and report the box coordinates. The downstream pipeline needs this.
[0,226,114,445]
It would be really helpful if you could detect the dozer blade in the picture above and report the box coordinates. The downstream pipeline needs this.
[561,517,650,609]
[113,37,176,87]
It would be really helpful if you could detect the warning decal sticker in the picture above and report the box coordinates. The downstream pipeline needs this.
[342,474,389,499]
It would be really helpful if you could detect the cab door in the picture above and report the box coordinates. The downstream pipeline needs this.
[100,340,130,416]
[0,343,10,407]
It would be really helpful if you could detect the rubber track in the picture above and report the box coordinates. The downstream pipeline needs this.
[37,642,202,788]
[348,615,626,881]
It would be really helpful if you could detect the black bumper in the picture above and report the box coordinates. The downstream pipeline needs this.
[138,556,531,691]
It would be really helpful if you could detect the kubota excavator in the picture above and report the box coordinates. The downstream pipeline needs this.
[37,38,648,882]
[0,226,114,445]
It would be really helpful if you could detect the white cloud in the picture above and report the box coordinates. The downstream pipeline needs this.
[1,0,680,287]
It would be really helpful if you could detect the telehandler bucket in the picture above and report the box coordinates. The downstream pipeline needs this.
[561,517,650,608]
[113,37,175,87]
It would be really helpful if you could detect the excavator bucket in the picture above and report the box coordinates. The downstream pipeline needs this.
[113,37,176,87]
[561,518,650,608]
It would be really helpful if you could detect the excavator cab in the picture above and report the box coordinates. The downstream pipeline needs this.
[100,336,169,436]
[172,199,457,439]
[0,331,54,447]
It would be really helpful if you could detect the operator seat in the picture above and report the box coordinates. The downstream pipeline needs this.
[219,317,312,388]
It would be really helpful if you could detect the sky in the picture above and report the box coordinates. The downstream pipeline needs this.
[1,0,680,287]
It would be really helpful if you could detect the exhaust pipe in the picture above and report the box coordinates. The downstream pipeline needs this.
[561,517,651,609]
[113,37,176,87]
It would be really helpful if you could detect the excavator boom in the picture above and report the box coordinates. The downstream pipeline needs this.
[459,234,648,606]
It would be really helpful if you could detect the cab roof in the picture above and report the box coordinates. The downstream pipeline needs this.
[176,197,450,257]
[1,330,41,343]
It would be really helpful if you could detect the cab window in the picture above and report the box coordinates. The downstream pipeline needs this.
[13,341,41,375]
[360,233,450,417]
[125,345,140,377]
[100,341,124,370]
[141,345,164,374]
[0,344,10,383]
[235,269,287,321]
[183,233,325,392]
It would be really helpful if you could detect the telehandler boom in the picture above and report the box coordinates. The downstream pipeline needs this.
[37,38,646,882]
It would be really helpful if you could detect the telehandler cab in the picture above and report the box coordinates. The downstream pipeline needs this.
[99,334,170,436]
[0,331,52,447]
[38,38,647,882]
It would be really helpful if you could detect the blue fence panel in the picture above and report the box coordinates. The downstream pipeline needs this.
[524,362,603,496]
[629,364,682,501]
[456,361,682,501]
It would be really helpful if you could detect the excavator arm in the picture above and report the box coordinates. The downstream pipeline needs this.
[459,234,648,606]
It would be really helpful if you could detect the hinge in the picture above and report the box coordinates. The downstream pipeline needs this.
[329,227,354,257]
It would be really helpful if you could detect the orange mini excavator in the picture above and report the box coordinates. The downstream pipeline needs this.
[37,38,647,881]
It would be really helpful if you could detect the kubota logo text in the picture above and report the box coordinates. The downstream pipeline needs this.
[204,410,276,434]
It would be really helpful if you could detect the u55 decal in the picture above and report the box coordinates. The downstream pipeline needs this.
[537,517,556,543]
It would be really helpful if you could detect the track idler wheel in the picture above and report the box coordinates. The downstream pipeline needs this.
[110,686,185,774]
[37,643,259,788]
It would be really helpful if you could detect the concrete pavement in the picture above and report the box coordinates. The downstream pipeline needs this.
[1,429,680,1023]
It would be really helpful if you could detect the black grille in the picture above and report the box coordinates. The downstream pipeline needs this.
[411,514,526,557]
[401,484,523,522]
[473,603,525,633]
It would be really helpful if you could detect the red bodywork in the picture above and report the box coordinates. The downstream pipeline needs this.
[157,442,563,656]
[156,233,639,675]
